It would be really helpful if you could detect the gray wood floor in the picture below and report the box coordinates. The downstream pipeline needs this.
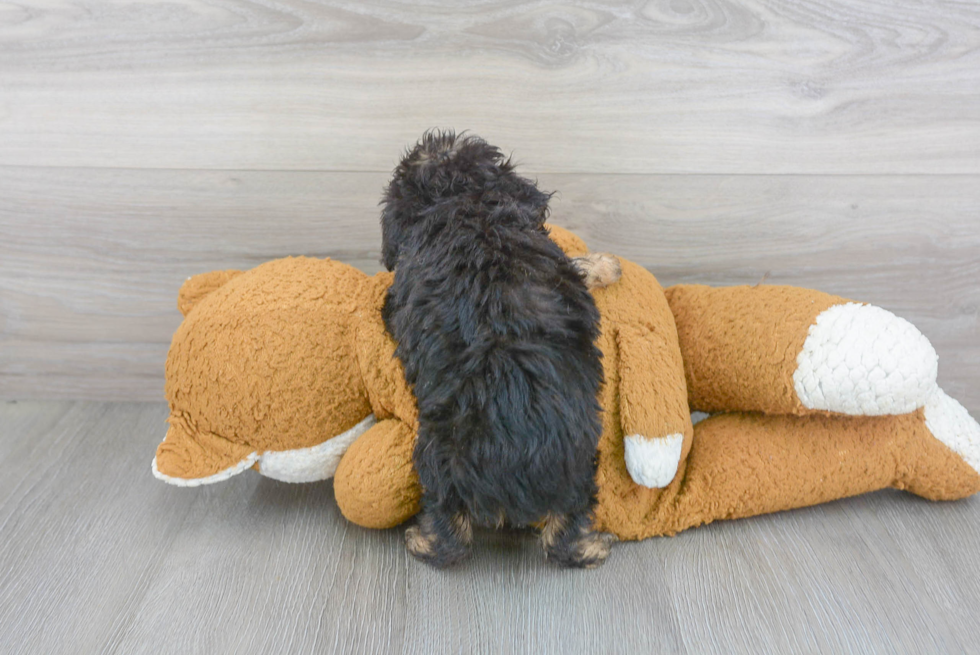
[2,400,980,654]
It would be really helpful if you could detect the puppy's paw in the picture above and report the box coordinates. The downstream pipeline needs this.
[405,515,472,568]
[545,529,617,569]
[573,253,622,290]
[405,524,433,557]
[569,531,617,569]
[540,513,617,569]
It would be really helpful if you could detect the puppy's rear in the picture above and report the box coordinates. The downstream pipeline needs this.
[381,131,614,568]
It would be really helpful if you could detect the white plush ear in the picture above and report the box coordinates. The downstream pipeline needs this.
[793,303,938,416]
[624,433,684,489]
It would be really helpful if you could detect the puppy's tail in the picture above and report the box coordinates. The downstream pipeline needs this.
[573,253,622,290]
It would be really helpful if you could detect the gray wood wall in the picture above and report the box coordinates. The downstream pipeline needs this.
[1,0,978,410]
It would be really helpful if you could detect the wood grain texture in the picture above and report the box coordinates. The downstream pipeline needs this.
[2,167,977,411]
[1,0,979,173]
[1,401,980,654]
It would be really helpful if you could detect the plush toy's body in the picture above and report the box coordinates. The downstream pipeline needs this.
[153,226,980,540]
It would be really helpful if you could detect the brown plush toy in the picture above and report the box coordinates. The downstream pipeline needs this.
[153,226,980,540]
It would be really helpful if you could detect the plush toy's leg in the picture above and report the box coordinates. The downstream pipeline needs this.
[613,323,693,489]
[595,398,980,540]
[333,419,422,529]
[665,284,938,416]
[589,259,695,490]
[911,389,980,498]
[641,399,980,539]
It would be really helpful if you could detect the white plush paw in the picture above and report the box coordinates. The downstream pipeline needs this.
[793,303,938,416]
[924,390,980,475]
[624,433,683,488]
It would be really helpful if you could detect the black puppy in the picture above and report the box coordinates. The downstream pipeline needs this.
[380,130,619,568]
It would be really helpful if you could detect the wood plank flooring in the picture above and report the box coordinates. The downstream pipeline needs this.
[1,401,979,654]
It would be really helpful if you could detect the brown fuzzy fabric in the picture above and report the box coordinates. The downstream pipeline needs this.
[665,284,847,415]
[159,257,373,478]
[156,225,980,539]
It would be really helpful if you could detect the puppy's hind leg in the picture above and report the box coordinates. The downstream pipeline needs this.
[405,498,474,568]
[539,511,617,569]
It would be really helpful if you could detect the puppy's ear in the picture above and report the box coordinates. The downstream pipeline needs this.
[380,130,462,270]
[380,204,405,271]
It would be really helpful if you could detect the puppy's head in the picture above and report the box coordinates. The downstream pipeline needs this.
[380,130,550,270]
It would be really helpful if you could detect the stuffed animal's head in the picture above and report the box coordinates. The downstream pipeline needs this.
[153,257,377,485]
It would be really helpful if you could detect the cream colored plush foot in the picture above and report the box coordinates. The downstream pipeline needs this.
[623,433,683,488]
[924,390,980,475]
[793,303,938,416]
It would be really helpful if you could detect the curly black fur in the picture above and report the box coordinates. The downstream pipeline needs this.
[381,130,608,568]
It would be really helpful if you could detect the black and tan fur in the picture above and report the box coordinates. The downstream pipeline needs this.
[380,130,618,568]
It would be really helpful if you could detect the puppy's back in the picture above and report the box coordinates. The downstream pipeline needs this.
[385,220,604,526]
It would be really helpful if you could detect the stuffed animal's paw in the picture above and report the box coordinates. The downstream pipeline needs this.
[623,433,684,488]
[794,303,938,416]
[923,389,980,475]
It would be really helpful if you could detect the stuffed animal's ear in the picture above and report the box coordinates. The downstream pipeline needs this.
[177,270,244,316]
[152,414,258,486]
